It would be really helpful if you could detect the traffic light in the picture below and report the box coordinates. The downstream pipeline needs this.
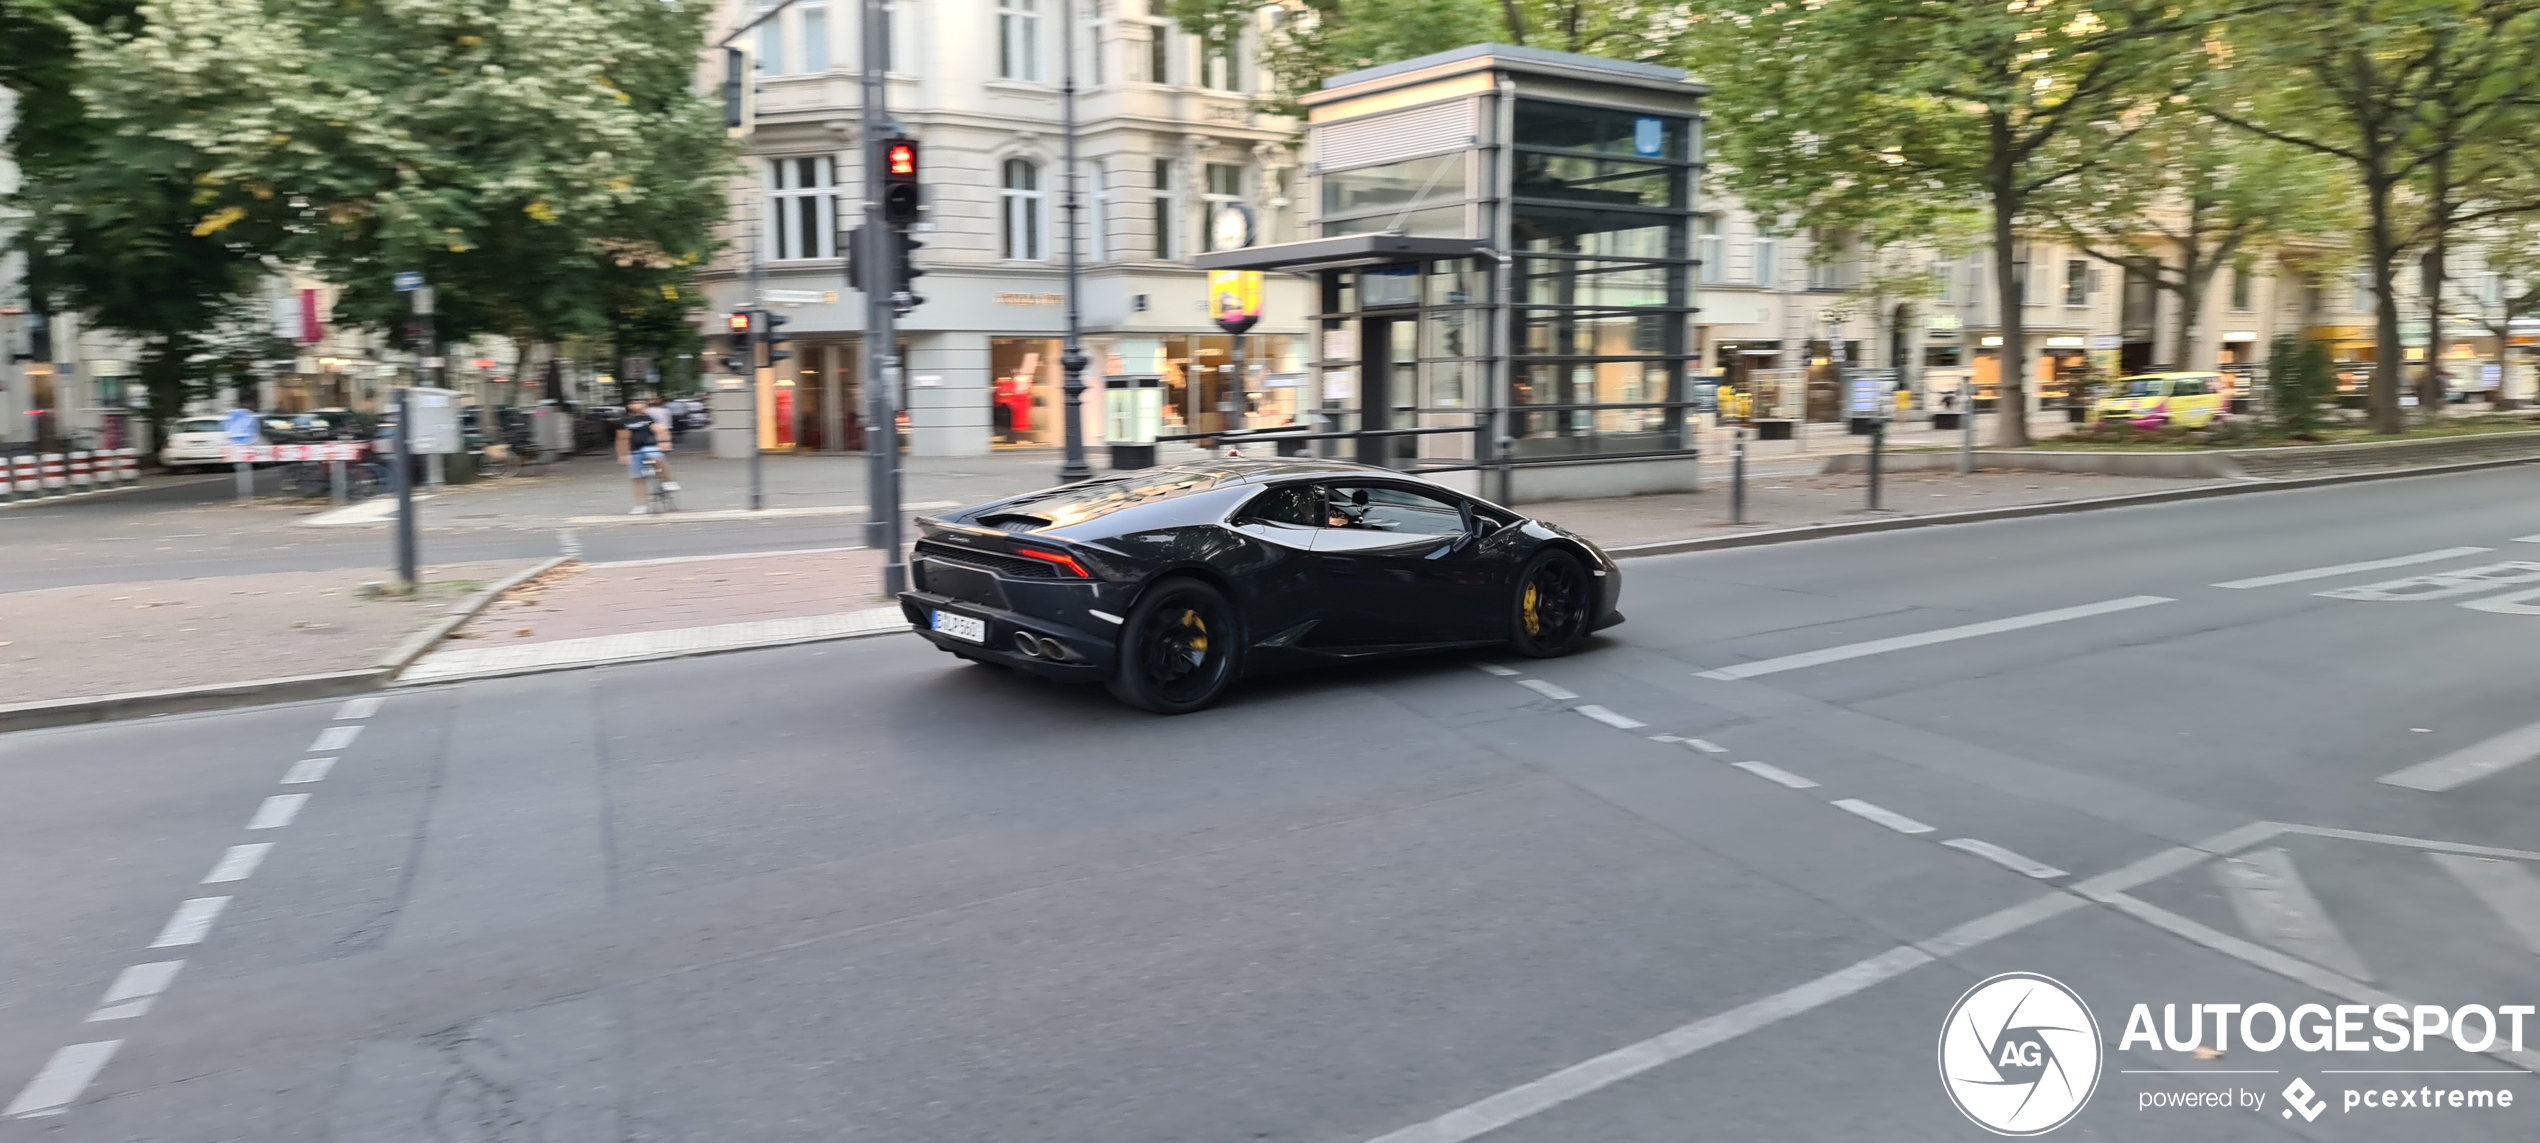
[882,138,921,224]
[722,310,754,374]
[845,225,866,292]
[892,231,927,315]
[762,310,792,368]
[722,48,753,137]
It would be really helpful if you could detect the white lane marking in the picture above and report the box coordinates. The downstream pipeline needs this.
[558,529,584,558]
[2378,719,2540,792]
[245,793,308,830]
[1516,679,1578,701]
[2430,854,2540,957]
[2514,534,2540,543]
[2276,823,2540,862]
[1360,888,2085,1143]
[308,725,361,752]
[2213,847,2374,982]
[281,757,337,784]
[1475,664,1519,677]
[86,962,184,1022]
[1830,798,1935,835]
[2210,546,2494,589]
[2318,561,2540,602]
[2462,586,2540,614]
[1732,760,1820,789]
[149,897,231,948]
[332,695,382,720]
[1683,738,1727,754]
[1695,596,2174,680]
[1943,838,2068,880]
[202,843,273,884]
[4,1041,122,1118]
[1646,734,1683,743]
[1575,704,1646,730]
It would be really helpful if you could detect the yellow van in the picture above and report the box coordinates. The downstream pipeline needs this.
[2093,372,2227,428]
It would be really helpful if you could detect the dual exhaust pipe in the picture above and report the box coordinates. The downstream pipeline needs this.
[1012,632,1079,662]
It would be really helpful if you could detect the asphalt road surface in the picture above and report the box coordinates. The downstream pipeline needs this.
[7,467,2540,1142]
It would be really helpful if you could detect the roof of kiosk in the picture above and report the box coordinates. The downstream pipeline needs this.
[1306,43,1708,115]
[1190,234,1492,274]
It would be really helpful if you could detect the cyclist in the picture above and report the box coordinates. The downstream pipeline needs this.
[616,397,680,513]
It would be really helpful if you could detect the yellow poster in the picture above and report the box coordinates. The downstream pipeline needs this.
[1208,271,1262,334]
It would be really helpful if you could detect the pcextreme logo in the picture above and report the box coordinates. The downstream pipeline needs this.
[1938,973,2105,1136]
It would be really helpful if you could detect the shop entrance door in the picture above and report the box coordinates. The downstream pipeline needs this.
[1358,318,1418,466]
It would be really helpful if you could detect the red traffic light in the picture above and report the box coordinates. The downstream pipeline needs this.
[726,312,752,332]
[885,141,918,179]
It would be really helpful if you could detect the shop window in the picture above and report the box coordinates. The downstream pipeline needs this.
[999,0,1042,81]
[768,157,837,260]
[1001,159,1046,260]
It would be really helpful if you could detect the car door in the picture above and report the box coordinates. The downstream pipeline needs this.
[1311,482,1499,645]
[1224,482,1335,647]
[2177,375,2221,425]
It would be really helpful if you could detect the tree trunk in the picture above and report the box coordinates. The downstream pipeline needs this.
[2498,300,2523,410]
[2419,240,2447,417]
[2365,176,2405,433]
[1990,116,2029,447]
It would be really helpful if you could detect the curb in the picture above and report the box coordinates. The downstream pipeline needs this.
[0,555,576,736]
[0,483,152,511]
[393,608,905,687]
[1609,455,2538,560]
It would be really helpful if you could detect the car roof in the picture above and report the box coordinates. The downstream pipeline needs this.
[1146,457,1442,486]
[2120,372,2221,381]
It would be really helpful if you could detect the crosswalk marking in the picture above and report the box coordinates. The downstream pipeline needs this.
[2379,719,2540,792]
[2210,546,2492,589]
[2430,854,2540,957]
[2213,847,2374,982]
[3,1041,120,1118]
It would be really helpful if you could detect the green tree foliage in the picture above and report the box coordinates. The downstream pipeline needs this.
[1691,0,2209,447]
[2264,335,2336,435]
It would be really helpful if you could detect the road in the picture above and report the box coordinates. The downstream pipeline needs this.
[5,466,2538,1141]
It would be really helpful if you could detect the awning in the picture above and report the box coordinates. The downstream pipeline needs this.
[1192,234,1493,273]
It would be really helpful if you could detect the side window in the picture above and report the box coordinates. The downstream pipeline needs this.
[1326,484,1468,535]
[2175,378,2204,396]
[1242,484,1323,527]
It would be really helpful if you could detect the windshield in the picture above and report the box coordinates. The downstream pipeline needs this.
[987,469,1225,529]
[177,418,224,433]
[2120,378,2170,397]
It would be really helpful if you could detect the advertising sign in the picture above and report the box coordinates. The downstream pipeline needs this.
[1209,270,1263,335]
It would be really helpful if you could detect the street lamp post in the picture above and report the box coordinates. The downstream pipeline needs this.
[1055,0,1092,483]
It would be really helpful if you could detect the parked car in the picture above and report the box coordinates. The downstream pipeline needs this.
[159,416,243,471]
[2093,372,2227,428]
[899,458,1626,714]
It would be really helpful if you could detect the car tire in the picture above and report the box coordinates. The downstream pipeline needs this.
[1510,549,1594,658]
[1106,577,1243,714]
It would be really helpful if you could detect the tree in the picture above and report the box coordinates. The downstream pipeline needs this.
[2202,0,2540,432]
[2040,113,2351,371]
[1692,0,2210,447]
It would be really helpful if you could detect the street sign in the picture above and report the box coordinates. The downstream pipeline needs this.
[222,408,260,445]
[2089,334,2123,350]
[762,289,836,305]
[393,271,425,292]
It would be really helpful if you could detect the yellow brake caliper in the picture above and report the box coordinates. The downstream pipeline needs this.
[1181,610,1208,658]
[1522,582,1542,637]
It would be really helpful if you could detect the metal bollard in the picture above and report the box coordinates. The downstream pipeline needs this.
[1731,428,1747,525]
[1868,416,1884,512]
[40,453,66,496]
[330,458,347,506]
[69,450,93,493]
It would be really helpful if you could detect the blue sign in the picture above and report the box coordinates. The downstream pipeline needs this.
[393,271,425,292]
[1633,117,1664,157]
[222,408,260,445]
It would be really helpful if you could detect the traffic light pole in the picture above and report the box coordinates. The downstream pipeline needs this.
[860,0,904,595]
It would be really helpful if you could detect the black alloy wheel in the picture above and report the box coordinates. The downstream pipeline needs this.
[1106,577,1242,714]
[1510,549,1593,658]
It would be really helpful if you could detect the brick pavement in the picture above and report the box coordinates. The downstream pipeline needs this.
[462,549,889,645]
[0,561,532,704]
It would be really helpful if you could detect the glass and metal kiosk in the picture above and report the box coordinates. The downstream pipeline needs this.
[1194,44,1708,504]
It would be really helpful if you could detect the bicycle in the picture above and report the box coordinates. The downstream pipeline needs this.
[481,440,545,478]
[641,453,675,514]
[281,458,383,502]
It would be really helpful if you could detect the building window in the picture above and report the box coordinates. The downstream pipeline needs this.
[1696,216,1723,285]
[2351,273,2374,313]
[1202,38,1239,91]
[768,157,836,260]
[1152,159,1176,260]
[755,1,784,74]
[1932,257,1955,304]
[799,1,828,72]
[1090,160,1110,262]
[1805,231,1853,291]
[1002,159,1045,260]
[999,0,1042,81]
[1085,3,1103,85]
[2231,265,2254,311]
[2064,259,2089,307]
[1138,3,1171,85]
[1753,235,1776,287]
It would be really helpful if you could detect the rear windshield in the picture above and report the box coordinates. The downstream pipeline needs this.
[984,469,1225,529]
[177,418,224,432]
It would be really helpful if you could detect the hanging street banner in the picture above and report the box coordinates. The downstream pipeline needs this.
[1209,270,1262,335]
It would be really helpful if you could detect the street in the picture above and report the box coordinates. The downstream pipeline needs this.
[6,467,2540,1141]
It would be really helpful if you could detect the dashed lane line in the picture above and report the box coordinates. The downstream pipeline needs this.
[147,897,230,949]
[1474,664,1520,677]
[280,757,336,784]
[1574,705,1646,730]
[85,962,183,1023]
[1684,738,1726,754]
[1694,595,2173,680]
[308,725,361,753]
[1830,798,1935,835]
[245,793,308,831]
[201,843,272,884]
[3,1042,122,1118]
[1731,760,1820,790]
[2378,718,2540,792]
[2514,534,2540,544]
[1515,679,1578,702]
[2209,546,2493,589]
[331,695,382,720]
[1942,838,2067,880]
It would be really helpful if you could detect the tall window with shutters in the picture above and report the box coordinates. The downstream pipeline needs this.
[768,157,836,260]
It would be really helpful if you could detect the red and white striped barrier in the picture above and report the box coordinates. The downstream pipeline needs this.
[118,448,140,486]
[39,453,66,495]
[220,442,370,464]
[68,451,93,491]
[9,457,34,498]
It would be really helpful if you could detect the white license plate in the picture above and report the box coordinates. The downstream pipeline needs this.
[931,610,987,644]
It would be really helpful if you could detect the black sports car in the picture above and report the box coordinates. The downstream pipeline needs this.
[898,458,1624,713]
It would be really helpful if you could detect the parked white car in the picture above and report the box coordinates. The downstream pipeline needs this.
[159,416,241,471]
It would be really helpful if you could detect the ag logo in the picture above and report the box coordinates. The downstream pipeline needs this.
[1939,972,2104,1135]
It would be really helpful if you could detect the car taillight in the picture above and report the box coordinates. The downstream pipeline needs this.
[1014,547,1091,578]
